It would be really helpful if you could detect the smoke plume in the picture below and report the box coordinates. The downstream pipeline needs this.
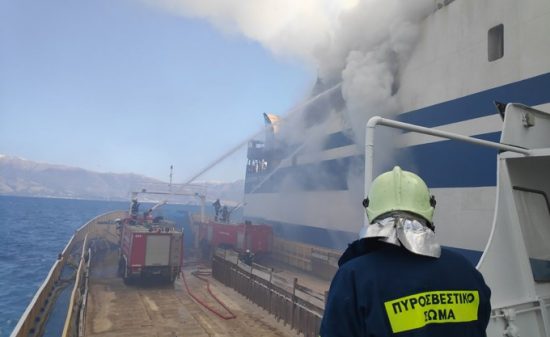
[146,0,437,233]
[147,0,434,142]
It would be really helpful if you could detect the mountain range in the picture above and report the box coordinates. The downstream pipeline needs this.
[0,155,244,204]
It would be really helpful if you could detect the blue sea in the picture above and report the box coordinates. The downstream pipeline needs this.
[0,195,203,337]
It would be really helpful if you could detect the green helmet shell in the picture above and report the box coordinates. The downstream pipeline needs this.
[366,166,434,223]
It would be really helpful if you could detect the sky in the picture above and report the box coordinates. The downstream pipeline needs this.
[0,0,315,183]
[0,0,437,185]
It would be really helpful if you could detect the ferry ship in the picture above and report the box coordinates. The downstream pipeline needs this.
[243,0,550,262]
[11,0,550,336]
[242,0,550,334]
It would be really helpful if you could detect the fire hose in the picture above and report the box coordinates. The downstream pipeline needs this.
[180,268,237,320]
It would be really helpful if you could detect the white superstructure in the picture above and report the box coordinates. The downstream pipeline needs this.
[243,0,550,264]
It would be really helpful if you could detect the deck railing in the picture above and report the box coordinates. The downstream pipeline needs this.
[10,211,125,337]
[61,211,125,337]
[61,233,89,337]
[212,249,325,337]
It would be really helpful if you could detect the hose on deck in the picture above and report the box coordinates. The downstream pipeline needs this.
[180,268,237,320]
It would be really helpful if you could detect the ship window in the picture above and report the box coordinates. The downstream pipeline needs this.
[488,24,504,61]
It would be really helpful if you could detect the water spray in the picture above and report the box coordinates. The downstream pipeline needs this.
[230,141,307,214]
[184,82,343,185]
[231,104,338,213]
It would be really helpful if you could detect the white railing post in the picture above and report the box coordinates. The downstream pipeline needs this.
[364,116,532,228]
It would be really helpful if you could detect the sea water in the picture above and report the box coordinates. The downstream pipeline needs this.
[0,195,201,337]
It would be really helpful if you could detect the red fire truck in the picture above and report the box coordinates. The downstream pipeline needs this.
[118,221,183,283]
[196,220,273,256]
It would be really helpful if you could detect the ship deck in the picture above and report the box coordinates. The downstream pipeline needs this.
[84,236,303,336]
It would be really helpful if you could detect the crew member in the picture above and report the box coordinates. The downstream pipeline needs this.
[130,198,139,217]
[320,166,491,336]
[143,208,153,222]
[213,199,221,221]
[241,249,254,265]
[221,206,229,223]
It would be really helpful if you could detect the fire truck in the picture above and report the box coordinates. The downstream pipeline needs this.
[193,218,273,259]
[117,196,184,283]
[118,221,183,283]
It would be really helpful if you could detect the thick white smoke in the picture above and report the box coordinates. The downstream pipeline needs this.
[144,0,346,63]
[342,47,400,145]
[146,0,434,143]
[145,0,437,233]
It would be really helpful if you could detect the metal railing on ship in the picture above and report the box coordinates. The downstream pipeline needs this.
[61,233,90,337]
[212,248,326,337]
[10,211,125,337]
[61,211,124,337]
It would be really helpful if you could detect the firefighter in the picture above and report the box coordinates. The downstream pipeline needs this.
[320,166,491,336]
[213,199,221,221]
[143,208,153,222]
[130,198,139,217]
[241,249,254,265]
[221,206,229,223]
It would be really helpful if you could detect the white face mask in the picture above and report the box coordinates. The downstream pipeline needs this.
[359,214,441,258]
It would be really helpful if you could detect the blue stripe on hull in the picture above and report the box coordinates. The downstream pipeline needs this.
[247,217,483,265]
[392,132,501,188]
[246,73,550,193]
[246,130,500,192]
[399,72,550,128]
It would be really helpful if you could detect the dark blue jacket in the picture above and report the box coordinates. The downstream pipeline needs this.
[320,239,491,336]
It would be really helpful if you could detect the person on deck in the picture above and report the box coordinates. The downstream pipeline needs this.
[320,166,491,337]
[143,208,153,222]
[213,199,221,221]
[241,249,254,265]
[221,206,229,223]
[130,198,139,217]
